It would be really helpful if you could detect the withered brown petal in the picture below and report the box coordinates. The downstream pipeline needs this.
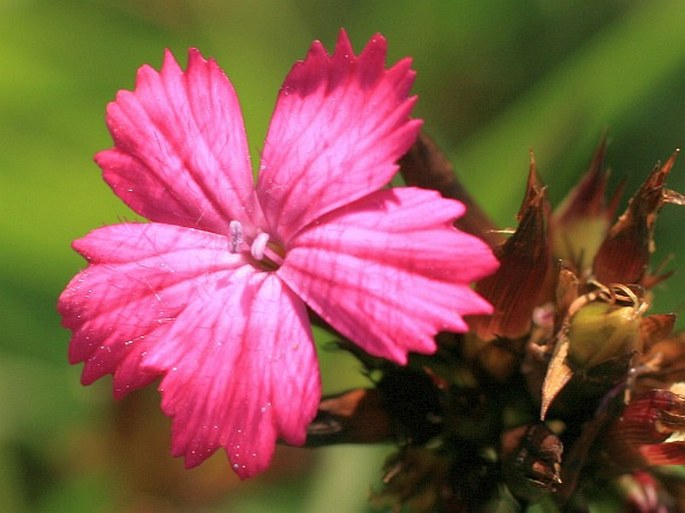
[639,442,685,466]
[540,329,574,420]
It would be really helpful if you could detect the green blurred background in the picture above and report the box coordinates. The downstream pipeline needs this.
[2,1,685,511]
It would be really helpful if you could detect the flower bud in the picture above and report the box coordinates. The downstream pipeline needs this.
[616,471,671,513]
[552,137,622,273]
[594,152,684,285]
[604,388,685,469]
[567,300,643,370]
[501,423,563,502]
[371,447,449,513]
[470,157,555,341]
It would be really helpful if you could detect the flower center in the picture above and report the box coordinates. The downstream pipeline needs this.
[228,220,285,270]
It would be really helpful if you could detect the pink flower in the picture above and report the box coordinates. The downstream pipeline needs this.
[58,31,498,478]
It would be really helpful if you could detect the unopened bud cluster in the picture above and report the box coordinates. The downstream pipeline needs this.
[304,135,685,512]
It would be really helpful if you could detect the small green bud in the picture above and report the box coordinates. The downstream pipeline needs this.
[567,301,642,370]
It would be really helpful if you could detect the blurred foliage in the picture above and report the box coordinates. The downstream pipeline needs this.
[1,0,685,511]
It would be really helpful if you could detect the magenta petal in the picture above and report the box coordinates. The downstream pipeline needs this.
[279,188,498,364]
[58,222,243,397]
[142,272,320,478]
[257,30,421,240]
[96,49,259,233]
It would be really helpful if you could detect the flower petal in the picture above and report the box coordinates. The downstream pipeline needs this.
[58,222,243,397]
[257,30,421,240]
[96,49,260,233]
[279,187,498,364]
[142,271,321,478]
[639,442,685,466]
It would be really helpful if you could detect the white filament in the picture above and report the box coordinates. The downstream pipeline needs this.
[251,232,270,261]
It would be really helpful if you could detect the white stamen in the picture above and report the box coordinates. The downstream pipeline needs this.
[251,232,270,261]
[229,220,243,253]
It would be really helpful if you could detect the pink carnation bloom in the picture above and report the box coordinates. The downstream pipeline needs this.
[58,31,498,478]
